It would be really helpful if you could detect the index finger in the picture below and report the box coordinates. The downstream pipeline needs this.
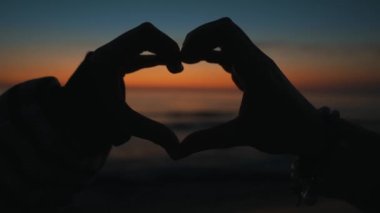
[123,106,181,160]
[182,17,256,63]
[182,18,277,92]
[181,17,232,64]
[135,23,183,73]
[96,22,183,73]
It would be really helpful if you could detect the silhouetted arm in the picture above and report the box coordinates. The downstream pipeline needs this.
[0,22,182,210]
[179,18,380,212]
[309,115,380,212]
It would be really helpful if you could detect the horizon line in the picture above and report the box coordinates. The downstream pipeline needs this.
[1,81,380,95]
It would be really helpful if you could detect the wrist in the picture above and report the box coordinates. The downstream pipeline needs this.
[291,107,342,205]
[293,109,380,210]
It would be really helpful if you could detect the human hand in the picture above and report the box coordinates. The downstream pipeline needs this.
[180,18,327,157]
[63,23,182,158]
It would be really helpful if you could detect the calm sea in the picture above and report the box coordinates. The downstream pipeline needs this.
[105,88,380,173]
[125,88,380,132]
[1,87,379,172]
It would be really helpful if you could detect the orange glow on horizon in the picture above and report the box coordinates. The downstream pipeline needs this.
[0,61,237,90]
[1,56,380,92]
[124,63,236,90]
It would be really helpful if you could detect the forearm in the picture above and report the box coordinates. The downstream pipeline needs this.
[59,52,130,148]
[321,118,380,212]
[293,115,380,212]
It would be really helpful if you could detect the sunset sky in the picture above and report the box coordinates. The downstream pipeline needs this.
[1,0,379,92]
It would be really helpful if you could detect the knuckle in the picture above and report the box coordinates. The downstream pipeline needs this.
[183,31,198,47]
[219,17,234,25]
[139,22,156,32]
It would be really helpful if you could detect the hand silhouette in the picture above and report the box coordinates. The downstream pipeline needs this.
[180,18,328,157]
[63,23,183,158]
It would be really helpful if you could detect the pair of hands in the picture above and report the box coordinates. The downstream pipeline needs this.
[64,18,327,159]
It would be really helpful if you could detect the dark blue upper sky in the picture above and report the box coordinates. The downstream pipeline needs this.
[1,0,379,45]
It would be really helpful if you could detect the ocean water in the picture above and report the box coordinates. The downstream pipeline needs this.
[125,88,380,132]
[125,88,242,138]
[1,86,379,167]
[106,88,380,173]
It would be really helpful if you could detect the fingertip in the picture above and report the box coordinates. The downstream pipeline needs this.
[167,63,184,73]
[181,37,202,64]
[162,133,183,160]
[181,51,201,64]
[168,146,182,160]
[178,131,209,157]
[176,139,195,159]
[149,124,181,160]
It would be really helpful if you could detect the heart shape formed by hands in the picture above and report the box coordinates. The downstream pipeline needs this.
[65,18,328,160]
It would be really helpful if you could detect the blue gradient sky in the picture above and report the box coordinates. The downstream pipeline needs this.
[1,0,380,92]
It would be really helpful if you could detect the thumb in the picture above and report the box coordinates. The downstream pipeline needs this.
[179,118,243,158]
[127,109,180,160]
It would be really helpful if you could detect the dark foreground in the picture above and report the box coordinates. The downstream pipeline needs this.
[63,143,361,213]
